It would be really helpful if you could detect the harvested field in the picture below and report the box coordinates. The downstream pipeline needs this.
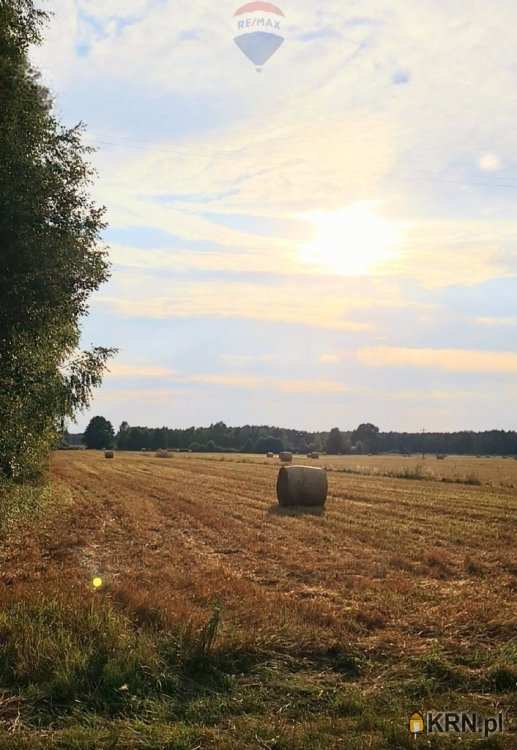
[0,451,515,748]
[191,452,517,488]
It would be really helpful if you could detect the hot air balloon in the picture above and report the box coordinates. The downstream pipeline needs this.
[233,2,285,71]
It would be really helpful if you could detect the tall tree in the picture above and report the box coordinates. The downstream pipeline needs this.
[352,424,380,453]
[326,427,346,455]
[116,421,130,449]
[0,1,115,480]
[83,417,115,450]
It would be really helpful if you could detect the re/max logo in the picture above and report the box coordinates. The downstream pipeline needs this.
[410,711,505,738]
[237,17,281,30]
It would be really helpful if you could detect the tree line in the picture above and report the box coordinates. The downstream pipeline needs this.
[74,418,517,456]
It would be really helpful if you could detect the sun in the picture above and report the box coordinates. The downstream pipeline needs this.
[300,202,403,276]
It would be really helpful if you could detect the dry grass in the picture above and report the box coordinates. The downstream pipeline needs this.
[0,451,515,748]
[193,452,517,488]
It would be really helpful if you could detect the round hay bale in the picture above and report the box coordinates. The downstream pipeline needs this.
[309,452,320,459]
[276,465,328,508]
[155,449,170,458]
[267,452,274,458]
[279,451,293,463]
[104,451,114,459]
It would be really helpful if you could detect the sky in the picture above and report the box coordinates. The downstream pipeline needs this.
[33,0,517,433]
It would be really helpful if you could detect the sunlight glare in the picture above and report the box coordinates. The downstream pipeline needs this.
[300,203,403,276]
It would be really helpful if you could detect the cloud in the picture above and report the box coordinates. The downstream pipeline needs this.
[382,388,468,402]
[79,0,154,21]
[107,209,517,299]
[36,0,517,298]
[386,220,517,288]
[358,346,517,374]
[97,272,394,330]
[106,362,174,378]
[108,211,517,294]
[94,387,178,402]
[34,0,378,98]
[177,373,348,394]
[108,243,295,278]
[96,112,395,225]
[220,354,277,366]
[102,368,349,394]
[475,316,517,327]
[184,373,262,388]
[277,379,347,394]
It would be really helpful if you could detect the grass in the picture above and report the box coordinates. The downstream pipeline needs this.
[327,462,486,486]
[0,451,515,748]
[0,594,512,749]
[197,452,517,489]
[0,480,51,537]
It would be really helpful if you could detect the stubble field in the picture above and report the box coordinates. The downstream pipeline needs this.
[0,451,515,749]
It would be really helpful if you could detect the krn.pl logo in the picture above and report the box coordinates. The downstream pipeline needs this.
[409,712,425,738]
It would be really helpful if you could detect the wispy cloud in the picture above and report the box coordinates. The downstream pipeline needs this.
[220,354,277,366]
[100,364,348,394]
[319,354,341,364]
[177,373,348,394]
[106,362,174,379]
[475,316,517,327]
[97,276,383,331]
[359,347,517,374]
[94,387,179,403]
[387,220,517,288]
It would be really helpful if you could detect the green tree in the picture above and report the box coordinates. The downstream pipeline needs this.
[352,424,380,453]
[116,421,130,449]
[0,1,115,480]
[83,417,115,450]
[326,427,346,455]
